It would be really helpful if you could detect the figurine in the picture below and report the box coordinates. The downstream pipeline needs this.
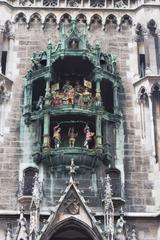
[75,81,83,105]
[63,81,72,95]
[36,96,44,110]
[53,124,61,148]
[84,125,95,149]
[68,127,78,147]
[82,87,91,108]
[67,85,75,105]
[63,81,75,105]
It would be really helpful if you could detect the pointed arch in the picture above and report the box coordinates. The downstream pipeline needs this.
[4,20,12,34]
[120,14,132,27]
[137,86,149,139]
[105,14,117,25]
[89,14,102,31]
[135,22,143,36]
[44,217,103,240]
[147,19,157,35]
[14,12,27,24]
[76,13,87,24]
[138,86,148,102]
[28,12,42,28]
[44,13,57,24]
[90,14,102,25]
[43,13,57,29]
[60,13,72,24]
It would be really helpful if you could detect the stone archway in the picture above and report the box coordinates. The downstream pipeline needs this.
[48,218,102,240]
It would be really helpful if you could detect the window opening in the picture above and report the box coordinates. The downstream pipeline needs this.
[1,51,7,75]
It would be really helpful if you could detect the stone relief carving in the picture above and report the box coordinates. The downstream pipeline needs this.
[64,192,80,215]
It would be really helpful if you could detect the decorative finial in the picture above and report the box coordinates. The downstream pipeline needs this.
[66,158,79,184]
[103,174,114,240]
[47,38,52,49]
[104,175,112,209]
[115,207,126,240]
[6,224,12,240]
[32,173,42,208]
[131,226,138,240]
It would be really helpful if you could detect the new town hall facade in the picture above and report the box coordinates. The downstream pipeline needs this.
[0,0,160,239]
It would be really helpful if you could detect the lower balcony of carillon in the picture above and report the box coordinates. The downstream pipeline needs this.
[32,142,112,172]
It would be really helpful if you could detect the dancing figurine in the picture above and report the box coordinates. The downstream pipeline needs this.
[53,124,61,148]
[84,125,95,149]
[68,127,78,147]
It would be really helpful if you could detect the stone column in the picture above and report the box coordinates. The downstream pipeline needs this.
[43,113,50,149]
[95,78,102,149]
[148,93,156,157]
[0,27,4,73]
[143,31,151,75]
[6,33,15,79]
[156,31,160,74]
[26,83,32,113]
[96,114,102,147]
[96,78,101,97]
[148,34,157,75]
[113,83,118,114]
[43,77,50,149]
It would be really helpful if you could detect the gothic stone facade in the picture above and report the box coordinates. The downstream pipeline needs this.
[0,1,160,240]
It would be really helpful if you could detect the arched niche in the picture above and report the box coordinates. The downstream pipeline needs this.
[23,167,38,196]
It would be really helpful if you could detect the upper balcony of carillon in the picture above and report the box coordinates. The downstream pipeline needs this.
[23,20,122,171]
[23,20,121,122]
[1,0,160,9]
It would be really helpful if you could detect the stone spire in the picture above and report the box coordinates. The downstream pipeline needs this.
[29,173,42,239]
[131,226,138,240]
[15,207,28,240]
[32,173,42,209]
[103,174,114,240]
[115,208,126,240]
[6,225,12,240]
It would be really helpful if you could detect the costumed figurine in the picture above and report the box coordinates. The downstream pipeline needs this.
[74,81,83,105]
[63,81,75,105]
[82,87,91,108]
[84,125,95,149]
[36,96,44,110]
[68,127,78,147]
[53,124,61,148]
